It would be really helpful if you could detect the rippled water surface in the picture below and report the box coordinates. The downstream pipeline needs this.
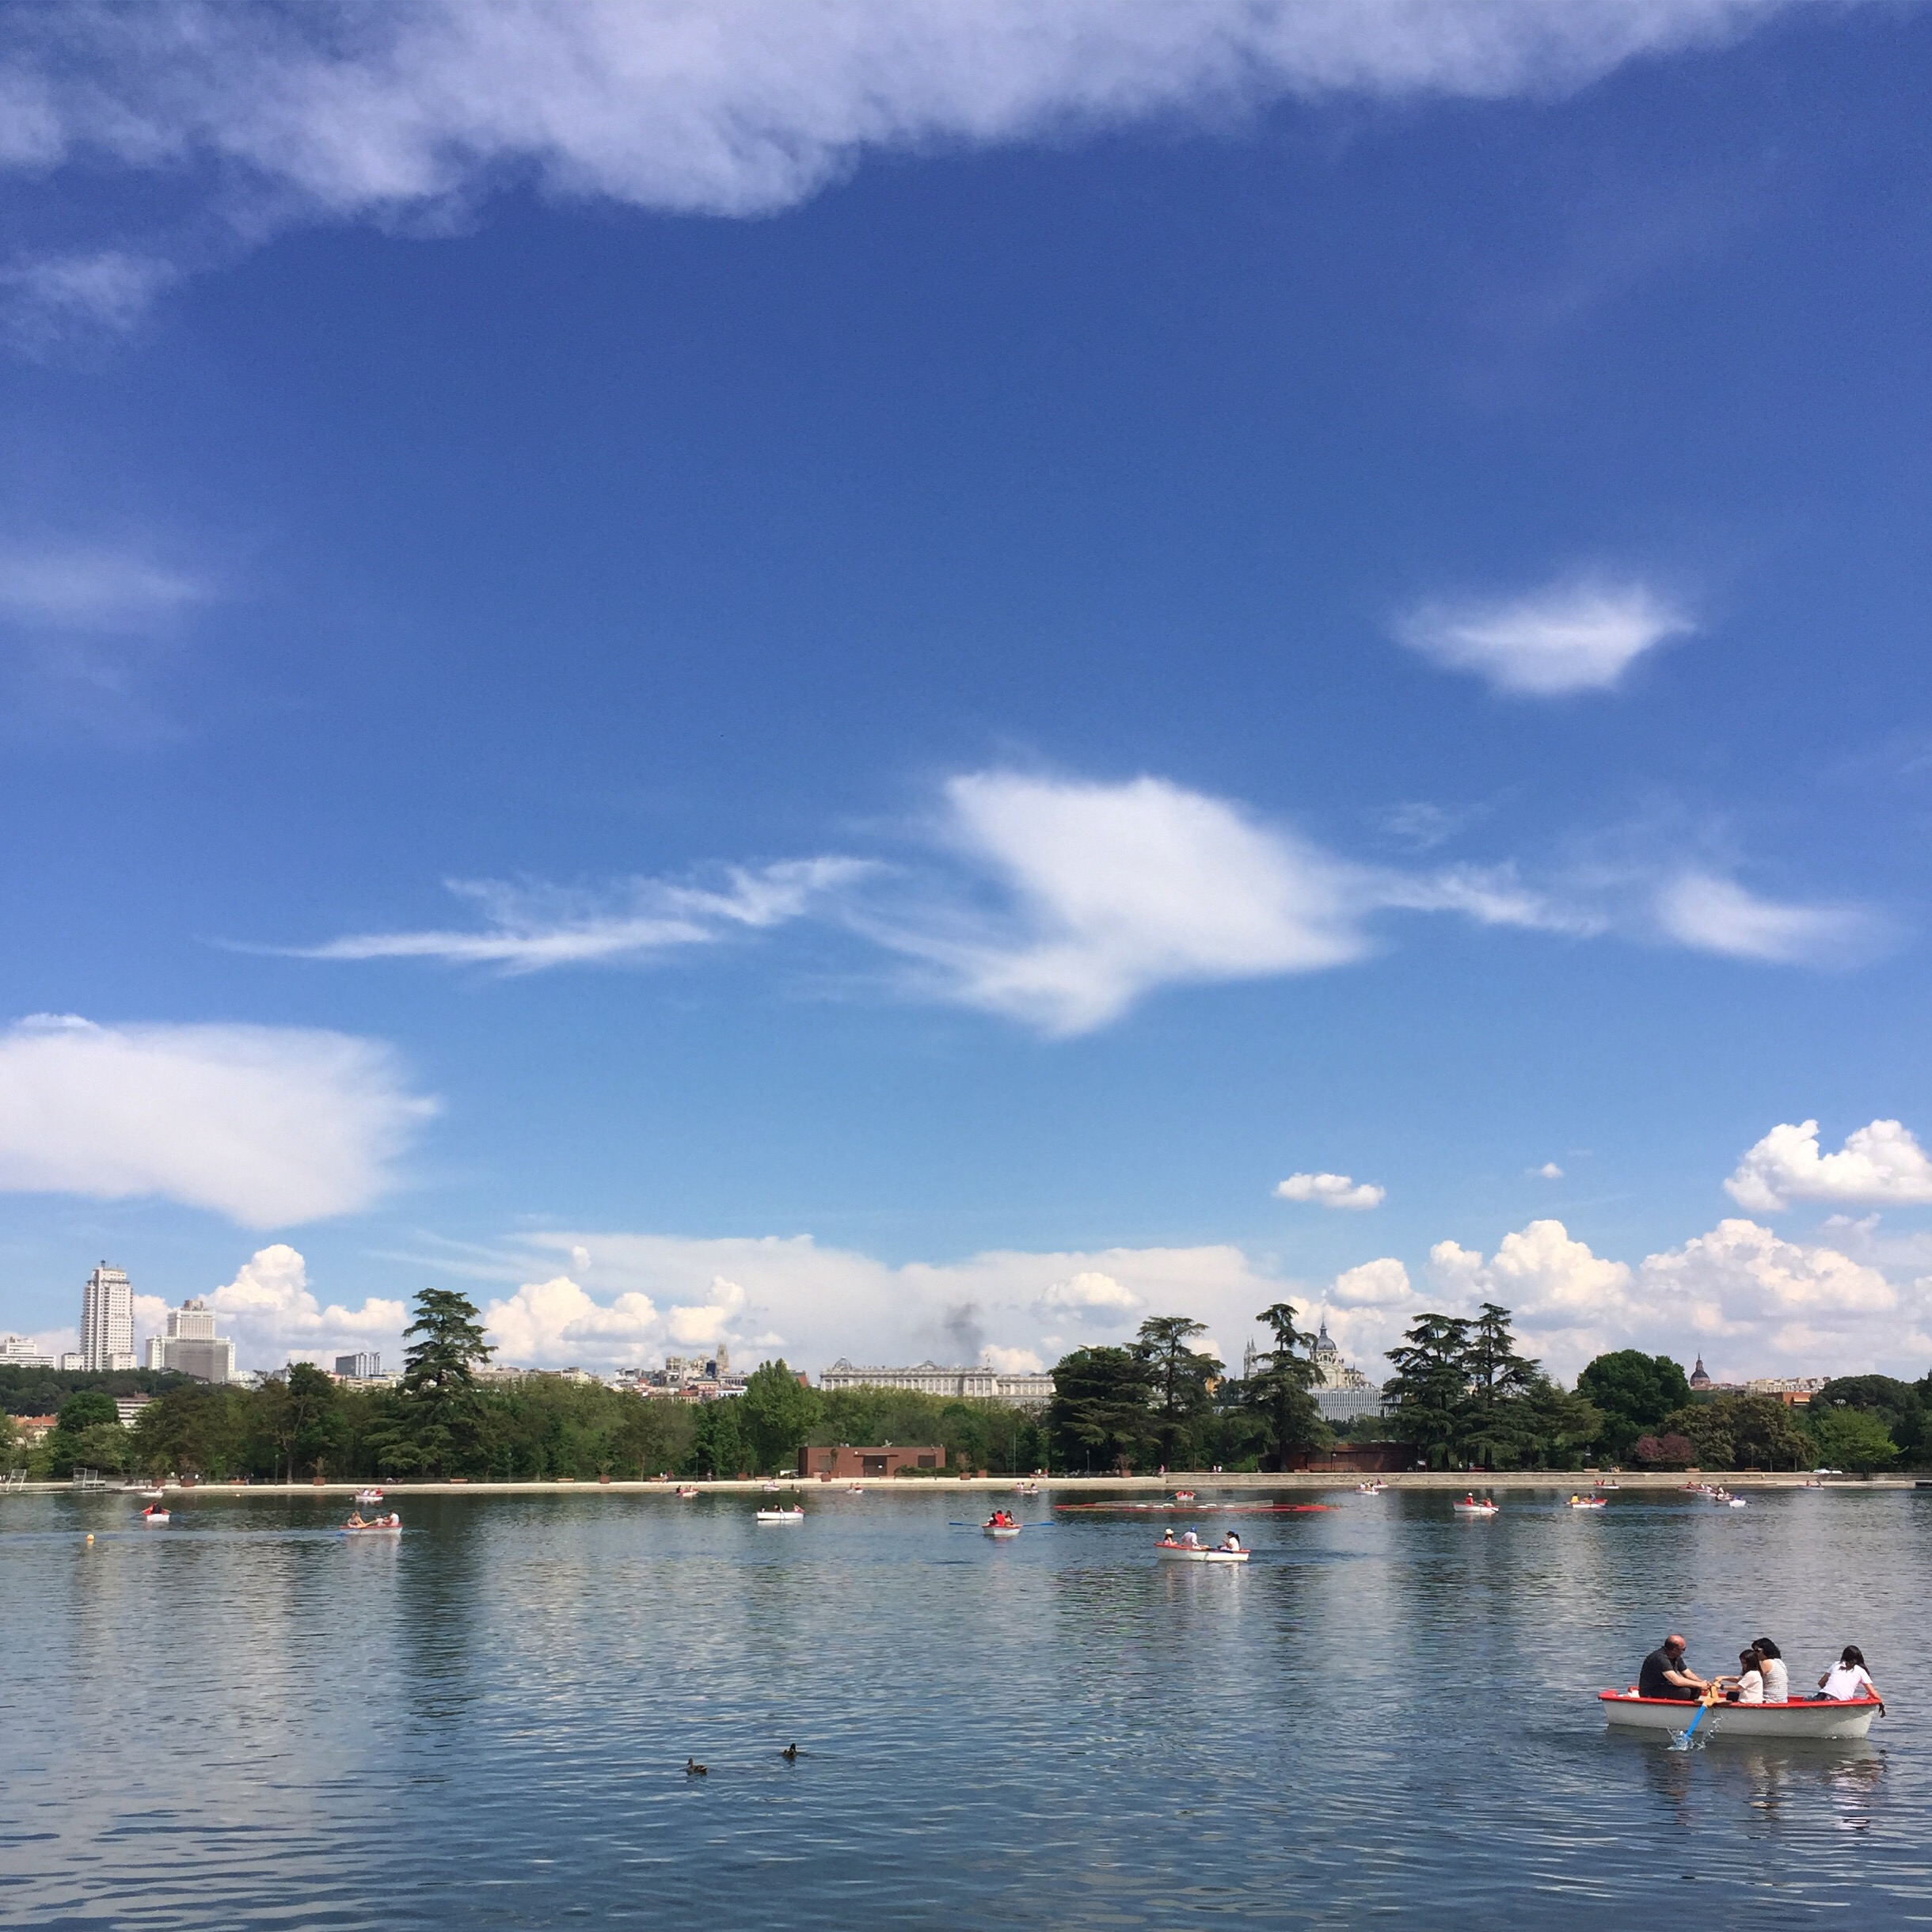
[2,1485,1927,1929]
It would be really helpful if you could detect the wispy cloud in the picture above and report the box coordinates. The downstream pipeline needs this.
[1395,577,1694,694]
[0,251,179,349]
[291,858,873,971]
[0,1014,435,1226]
[1652,870,1885,966]
[0,541,211,631]
[291,768,1888,1032]
[0,2,1859,319]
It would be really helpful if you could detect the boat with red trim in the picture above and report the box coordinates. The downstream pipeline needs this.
[1599,1690,1881,1739]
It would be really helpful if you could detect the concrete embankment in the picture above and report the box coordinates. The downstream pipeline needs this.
[13,1470,1922,1497]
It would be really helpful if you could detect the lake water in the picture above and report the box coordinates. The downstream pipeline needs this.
[2,1485,1926,1930]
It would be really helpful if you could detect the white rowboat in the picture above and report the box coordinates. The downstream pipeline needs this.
[1451,1501,1499,1516]
[1156,1543,1249,1562]
[139,1508,170,1524]
[355,1489,384,1505]
[755,1508,804,1523]
[1599,1692,1881,1740]
[983,1523,1022,1538]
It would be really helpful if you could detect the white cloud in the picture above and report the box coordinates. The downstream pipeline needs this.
[1653,872,1883,966]
[1276,1172,1386,1211]
[981,1344,1044,1375]
[1329,1257,1413,1305]
[482,1275,664,1363]
[1725,1118,1932,1213]
[0,252,179,346]
[876,772,1373,1035]
[296,859,870,970]
[295,767,1886,1032]
[0,1015,435,1225]
[1534,1162,1564,1179]
[0,541,211,630]
[1394,578,1694,695]
[2,3,1837,287]
[1036,1271,1144,1324]
[202,1244,408,1367]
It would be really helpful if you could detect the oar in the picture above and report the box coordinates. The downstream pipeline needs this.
[1671,1688,1721,1749]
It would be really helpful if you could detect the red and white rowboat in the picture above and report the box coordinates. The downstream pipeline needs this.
[1156,1542,1249,1562]
[1599,1691,1881,1740]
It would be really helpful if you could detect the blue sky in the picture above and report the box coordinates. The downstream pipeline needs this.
[2,1,1930,1382]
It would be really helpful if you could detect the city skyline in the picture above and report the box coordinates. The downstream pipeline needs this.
[1,6,1930,1388]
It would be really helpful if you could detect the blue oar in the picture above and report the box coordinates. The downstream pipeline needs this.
[1671,1691,1718,1750]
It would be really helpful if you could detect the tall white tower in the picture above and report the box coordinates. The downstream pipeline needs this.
[81,1264,136,1373]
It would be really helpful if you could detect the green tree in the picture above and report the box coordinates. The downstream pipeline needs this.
[738,1361,823,1474]
[1382,1314,1472,1469]
[257,1363,346,1481]
[58,1390,119,1434]
[1048,1347,1154,1473]
[686,1398,747,1478]
[1133,1315,1222,1469]
[1663,1394,1811,1470]
[1509,1378,1606,1470]
[1808,1405,1898,1473]
[1810,1375,1923,1463]
[1242,1302,1329,1473]
[382,1286,496,1476]
[1576,1350,1691,1460]
[1459,1303,1538,1467]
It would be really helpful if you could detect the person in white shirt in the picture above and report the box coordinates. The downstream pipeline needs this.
[1818,1645,1880,1701]
[1751,1636,1789,1702]
[1723,1649,1765,1704]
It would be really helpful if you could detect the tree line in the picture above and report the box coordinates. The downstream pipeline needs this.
[6,1284,1926,1481]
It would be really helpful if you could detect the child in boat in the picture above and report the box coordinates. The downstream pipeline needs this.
[1721,1648,1764,1703]
[1158,1530,1179,1546]
[1819,1645,1880,1701]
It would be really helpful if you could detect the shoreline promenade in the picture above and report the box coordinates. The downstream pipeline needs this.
[12,1469,1922,1497]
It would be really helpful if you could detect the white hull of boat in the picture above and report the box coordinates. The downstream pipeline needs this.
[355,1490,384,1505]
[1599,1693,1880,1740]
[983,1525,1022,1538]
[343,1525,401,1535]
[755,1511,804,1524]
[1451,1504,1499,1516]
[1156,1545,1249,1562]
[139,1511,170,1524]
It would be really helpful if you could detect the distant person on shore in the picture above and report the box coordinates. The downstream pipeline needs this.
[1751,1637,1789,1702]
[1819,1646,1880,1701]
[1639,1634,1708,1702]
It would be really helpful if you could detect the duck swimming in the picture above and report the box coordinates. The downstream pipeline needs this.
[686,1758,707,1776]
[780,1743,799,1761]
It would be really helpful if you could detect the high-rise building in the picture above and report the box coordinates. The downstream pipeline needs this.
[0,1333,54,1367]
[80,1265,136,1373]
[334,1352,381,1379]
[147,1299,236,1384]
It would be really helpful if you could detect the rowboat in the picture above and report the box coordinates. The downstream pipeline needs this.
[755,1507,804,1523]
[1451,1498,1499,1516]
[138,1486,165,1501]
[343,1522,401,1535]
[675,1485,700,1500]
[1156,1542,1249,1563]
[1171,1489,1196,1501]
[1599,1691,1881,1740]
[1356,1481,1387,1493]
[139,1506,170,1524]
[1567,1496,1607,1509]
[355,1488,384,1505]
[983,1522,1022,1538]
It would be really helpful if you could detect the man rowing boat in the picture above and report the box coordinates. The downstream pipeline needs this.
[1638,1633,1710,1702]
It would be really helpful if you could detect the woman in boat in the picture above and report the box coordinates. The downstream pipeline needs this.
[1751,1636,1789,1702]
[1819,1645,1880,1701]
[1157,1529,1180,1547]
[344,1512,366,1529]
[1219,1531,1242,1552]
